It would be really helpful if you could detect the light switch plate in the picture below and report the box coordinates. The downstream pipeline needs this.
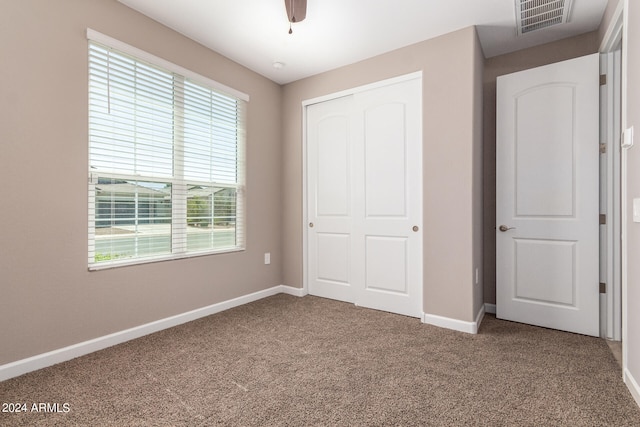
[622,126,634,149]
[634,199,640,223]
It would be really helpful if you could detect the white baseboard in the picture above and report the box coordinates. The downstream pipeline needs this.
[422,309,482,335]
[624,367,640,409]
[485,303,496,314]
[279,284,307,297]
[0,285,303,382]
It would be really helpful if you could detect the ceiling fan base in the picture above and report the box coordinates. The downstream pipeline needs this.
[285,0,307,23]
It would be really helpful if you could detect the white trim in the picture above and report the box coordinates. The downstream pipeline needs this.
[88,248,246,271]
[599,49,623,341]
[422,310,482,335]
[86,28,249,102]
[620,0,630,386]
[599,0,625,53]
[624,368,640,408]
[302,100,309,297]
[0,285,302,382]
[598,0,630,389]
[280,285,308,297]
[302,71,423,107]
[485,303,497,315]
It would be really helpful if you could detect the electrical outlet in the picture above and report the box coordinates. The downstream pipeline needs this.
[264,252,271,265]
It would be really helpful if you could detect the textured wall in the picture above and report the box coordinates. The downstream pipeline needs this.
[282,27,484,323]
[0,0,283,364]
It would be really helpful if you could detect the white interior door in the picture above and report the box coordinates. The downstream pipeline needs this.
[307,76,423,318]
[496,53,600,336]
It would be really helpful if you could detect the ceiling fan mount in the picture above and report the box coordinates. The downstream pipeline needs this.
[285,0,307,34]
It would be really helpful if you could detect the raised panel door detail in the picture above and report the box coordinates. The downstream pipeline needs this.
[317,116,350,217]
[365,235,407,295]
[515,85,575,218]
[364,103,407,218]
[316,233,350,285]
[514,239,576,306]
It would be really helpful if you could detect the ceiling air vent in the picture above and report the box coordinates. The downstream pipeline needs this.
[515,0,573,35]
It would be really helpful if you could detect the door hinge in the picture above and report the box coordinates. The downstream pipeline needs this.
[600,74,607,86]
[600,282,607,294]
[600,214,607,225]
[600,143,607,154]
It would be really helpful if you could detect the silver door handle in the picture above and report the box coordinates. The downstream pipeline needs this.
[498,225,516,232]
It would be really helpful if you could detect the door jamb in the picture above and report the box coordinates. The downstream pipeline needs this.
[599,50,622,341]
[598,0,627,369]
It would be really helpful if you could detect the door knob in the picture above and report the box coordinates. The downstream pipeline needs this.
[499,225,516,232]
[412,226,419,232]
[309,222,314,228]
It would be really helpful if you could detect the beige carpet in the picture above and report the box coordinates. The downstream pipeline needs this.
[1,294,639,426]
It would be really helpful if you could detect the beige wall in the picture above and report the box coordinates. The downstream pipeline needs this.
[0,0,283,365]
[621,0,640,400]
[282,27,484,323]
[472,31,485,319]
[482,32,599,305]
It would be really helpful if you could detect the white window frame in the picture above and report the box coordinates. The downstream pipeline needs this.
[87,29,248,270]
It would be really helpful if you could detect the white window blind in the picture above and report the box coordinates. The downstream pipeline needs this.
[87,30,247,270]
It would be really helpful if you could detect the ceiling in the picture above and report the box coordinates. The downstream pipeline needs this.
[118,0,608,85]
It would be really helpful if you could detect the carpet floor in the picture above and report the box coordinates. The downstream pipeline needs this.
[1,294,639,426]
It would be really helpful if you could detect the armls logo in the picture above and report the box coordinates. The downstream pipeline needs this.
[30,403,71,413]
[2,402,71,413]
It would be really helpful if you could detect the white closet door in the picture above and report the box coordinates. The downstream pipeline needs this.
[307,76,423,318]
[352,78,423,318]
[307,95,356,303]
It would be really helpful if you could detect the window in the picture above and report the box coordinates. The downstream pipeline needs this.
[87,30,247,269]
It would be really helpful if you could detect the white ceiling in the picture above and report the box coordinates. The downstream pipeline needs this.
[118,0,608,85]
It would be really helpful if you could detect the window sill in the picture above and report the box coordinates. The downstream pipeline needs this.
[88,247,245,271]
